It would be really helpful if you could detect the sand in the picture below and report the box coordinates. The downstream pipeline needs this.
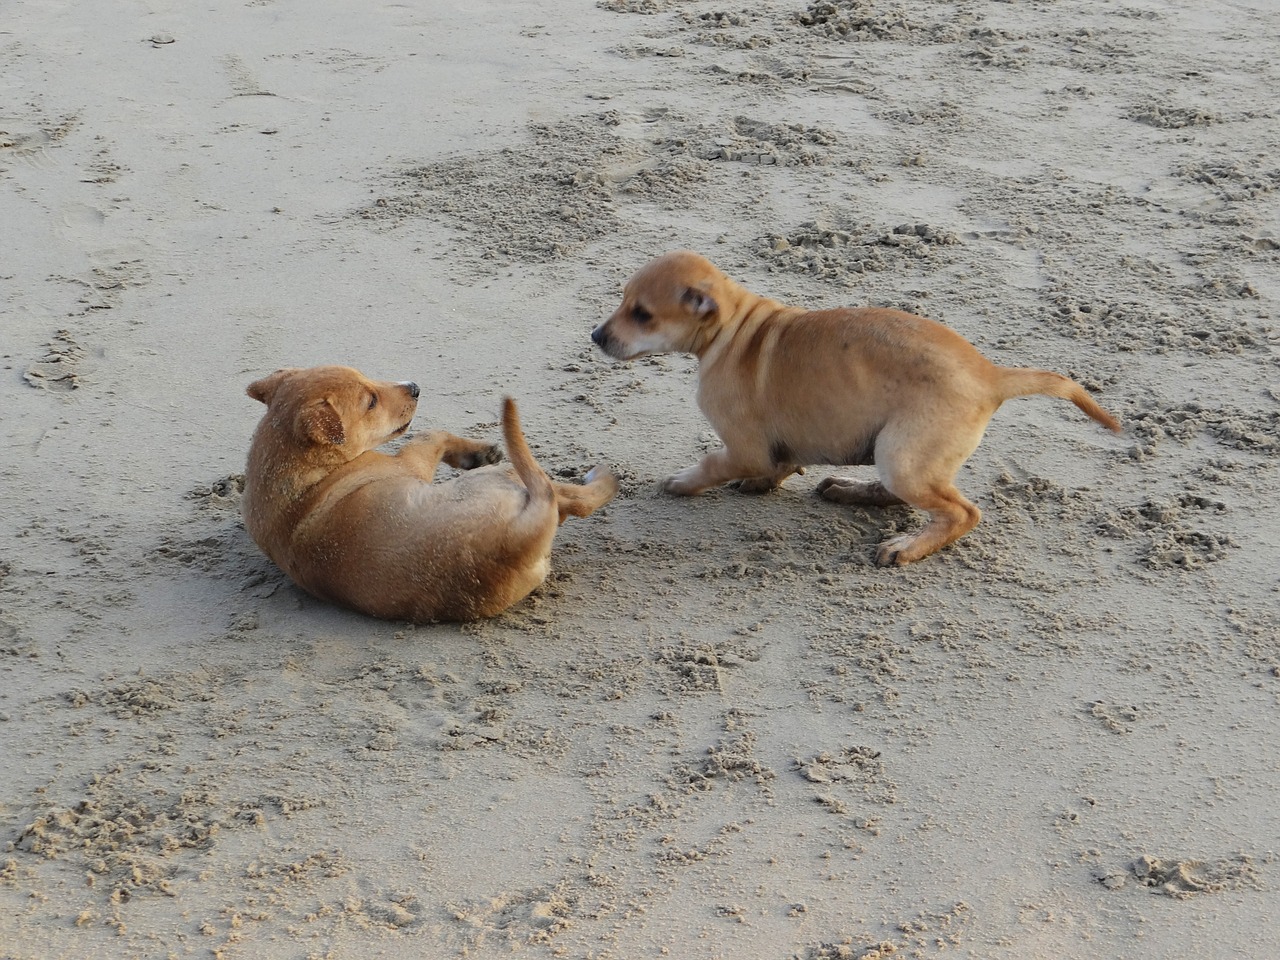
[2,0,1278,957]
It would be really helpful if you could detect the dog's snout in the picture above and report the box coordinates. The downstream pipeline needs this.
[401,381,420,399]
[591,326,606,347]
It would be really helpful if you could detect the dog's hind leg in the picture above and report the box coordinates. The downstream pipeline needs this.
[867,416,987,565]
[873,482,981,565]
[551,466,619,524]
[816,477,904,507]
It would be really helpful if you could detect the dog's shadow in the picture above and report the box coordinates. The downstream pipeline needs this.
[151,473,289,599]
[563,474,916,579]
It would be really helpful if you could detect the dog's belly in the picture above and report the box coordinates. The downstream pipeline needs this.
[772,433,877,467]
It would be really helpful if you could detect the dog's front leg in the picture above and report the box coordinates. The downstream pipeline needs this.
[732,464,804,494]
[664,449,766,496]
[398,431,502,478]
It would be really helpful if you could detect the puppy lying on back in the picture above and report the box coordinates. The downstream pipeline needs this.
[592,251,1121,566]
[242,366,617,621]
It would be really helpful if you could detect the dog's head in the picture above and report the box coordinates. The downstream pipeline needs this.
[247,366,419,456]
[591,251,727,361]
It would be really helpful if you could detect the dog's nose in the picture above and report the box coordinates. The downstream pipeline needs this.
[401,381,420,399]
[590,326,605,347]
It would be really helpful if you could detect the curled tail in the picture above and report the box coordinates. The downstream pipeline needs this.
[996,368,1122,433]
[502,397,555,505]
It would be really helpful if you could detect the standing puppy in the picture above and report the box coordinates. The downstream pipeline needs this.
[243,366,617,621]
[591,251,1120,566]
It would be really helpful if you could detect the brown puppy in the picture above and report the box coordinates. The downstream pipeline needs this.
[591,251,1120,566]
[242,366,617,621]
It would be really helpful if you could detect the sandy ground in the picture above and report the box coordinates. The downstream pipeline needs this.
[2,0,1279,957]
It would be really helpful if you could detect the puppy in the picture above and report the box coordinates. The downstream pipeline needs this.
[242,366,617,621]
[591,251,1120,566]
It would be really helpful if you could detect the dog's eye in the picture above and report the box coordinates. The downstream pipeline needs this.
[632,305,653,324]
[367,393,379,411]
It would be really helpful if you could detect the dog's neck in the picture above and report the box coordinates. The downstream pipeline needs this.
[244,423,351,531]
[692,280,802,362]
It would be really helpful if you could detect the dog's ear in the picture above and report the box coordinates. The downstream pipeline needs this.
[298,399,346,446]
[247,368,295,405]
[681,285,718,320]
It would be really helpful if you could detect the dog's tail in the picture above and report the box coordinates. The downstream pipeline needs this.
[502,397,556,505]
[995,367,1122,433]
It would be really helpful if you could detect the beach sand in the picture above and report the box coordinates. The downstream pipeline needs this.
[2,0,1278,957]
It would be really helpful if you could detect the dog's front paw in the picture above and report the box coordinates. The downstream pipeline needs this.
[730,476,777,494]
[457,443,503,470]
[663,469,705,497]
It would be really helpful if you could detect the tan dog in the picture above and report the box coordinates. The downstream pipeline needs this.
[591,251,1120,566]
[242,366,617,621]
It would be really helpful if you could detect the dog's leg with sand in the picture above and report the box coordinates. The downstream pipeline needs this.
[396,430,503,477]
